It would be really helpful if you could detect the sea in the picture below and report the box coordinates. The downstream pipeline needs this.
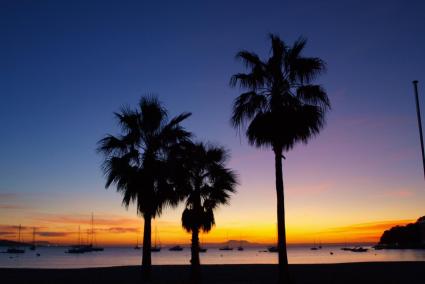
[1,245,425,268]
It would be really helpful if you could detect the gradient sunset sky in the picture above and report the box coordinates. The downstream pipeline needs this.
[1,0,425,246]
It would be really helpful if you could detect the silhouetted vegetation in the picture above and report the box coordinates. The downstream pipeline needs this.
[97,97,191,281]
[172,141,237,283]
[230,34,330,283]
[378,216,425,249]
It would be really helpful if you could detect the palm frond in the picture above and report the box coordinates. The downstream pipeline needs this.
[229,73,263,89]
[231,91,267,128]
[296,85,331,110]
[139,96,167,134]
[236,50,262,69]
[290,57,326,84]
[288,37,307,60]
[96,135,128,155]
[268,34,286,73]
[182,208,195,233]
[114,107,140,135]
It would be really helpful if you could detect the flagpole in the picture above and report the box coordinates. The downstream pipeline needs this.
[413,80,425,179]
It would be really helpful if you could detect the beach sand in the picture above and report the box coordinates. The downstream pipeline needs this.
[1,262,424,284]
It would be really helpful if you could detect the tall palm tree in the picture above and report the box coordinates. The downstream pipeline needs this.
[230,34,330,283]
[97,97,191,281]
[174,142,237,283]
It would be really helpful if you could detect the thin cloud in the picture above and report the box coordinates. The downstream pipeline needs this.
[0,193,17,199]
[0,225,30,231]
[31,213,140,227]
[287,182,334,196]
[383,189,414,198]
[0,204,23,210]
[37,231,70,237]
[327,219,414,234]
[104,227,139,234]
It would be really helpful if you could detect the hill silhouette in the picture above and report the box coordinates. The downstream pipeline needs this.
[0,239,52,247]
[377,216,425,249]
[0,239,29,247]
[203,240,264,248]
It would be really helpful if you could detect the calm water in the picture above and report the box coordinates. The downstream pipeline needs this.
[1,246,425,268]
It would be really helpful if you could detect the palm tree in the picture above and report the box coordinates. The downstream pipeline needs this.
[97,97,191,281]
[230,34,330,283]
[174,142,237,283]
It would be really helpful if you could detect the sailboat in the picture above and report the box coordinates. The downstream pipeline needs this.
[341,239,352,251]
[310,242,319,250]
[219,245,233,250]
[267,246,278,252]
[67,226,86,254]
[151,226,161,252]
[268,226,278,253]
[169,245,183,251]
[237,235,244,251]
[219,233,233,250]
[29,227,36,250]
[88,213,104,252]
[7,225,25,254]
[199,236,207,253]
[134,235,141,250]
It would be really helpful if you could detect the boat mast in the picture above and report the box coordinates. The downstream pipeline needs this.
[413,80,425,179]
[91,213,94,246]
[154,226,157,247]
[32,227,36,245]
[18,224,21,243]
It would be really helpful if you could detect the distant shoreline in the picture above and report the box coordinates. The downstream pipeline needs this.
[0,240,379,248]
[1,262,425,284]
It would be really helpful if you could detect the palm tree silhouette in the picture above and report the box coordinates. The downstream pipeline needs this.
[230,34,330,283]
[97,96,191,281]
[174,142,237,283]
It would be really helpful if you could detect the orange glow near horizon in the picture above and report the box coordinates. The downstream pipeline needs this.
[0,212,415,246]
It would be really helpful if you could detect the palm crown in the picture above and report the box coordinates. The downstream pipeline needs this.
[97,97,192,218]
[176,142,238,233]
[230,34,330,151]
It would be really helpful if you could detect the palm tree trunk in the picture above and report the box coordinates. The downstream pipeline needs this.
[274,147,290,284]
[190,226,201,284]
[141,215,152,282]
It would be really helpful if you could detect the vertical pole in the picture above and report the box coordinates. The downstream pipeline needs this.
[91,213,94,246]
[413,80,425,179]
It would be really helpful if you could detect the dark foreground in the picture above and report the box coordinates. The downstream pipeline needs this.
[1,262,424,284]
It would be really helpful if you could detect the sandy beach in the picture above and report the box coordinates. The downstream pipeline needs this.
[1,262,424,284]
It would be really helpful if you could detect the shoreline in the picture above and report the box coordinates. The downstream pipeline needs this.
[1,262,424,284]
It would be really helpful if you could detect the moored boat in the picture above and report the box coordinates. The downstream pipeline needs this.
[169,245,183,251]
[6,247,25,254]
[6,225,25,254]
[219,245,233,251]
[267,246,278,252]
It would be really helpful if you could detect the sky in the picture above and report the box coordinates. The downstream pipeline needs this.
[1,0,425,246]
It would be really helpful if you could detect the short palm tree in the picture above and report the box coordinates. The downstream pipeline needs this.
[230,34,330,283]
[97,97,191,281]
[175,142,237,283]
